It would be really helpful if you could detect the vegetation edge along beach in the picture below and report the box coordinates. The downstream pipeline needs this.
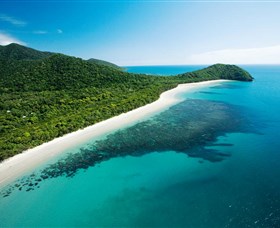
[0,80,228,187]
[0,43,253,162]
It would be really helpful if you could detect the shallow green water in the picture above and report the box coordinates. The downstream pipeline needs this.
[1,65,280,227]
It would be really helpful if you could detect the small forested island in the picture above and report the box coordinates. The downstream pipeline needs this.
[0,43,253,161]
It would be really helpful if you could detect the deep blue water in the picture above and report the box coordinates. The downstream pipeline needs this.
[1,65,280,227]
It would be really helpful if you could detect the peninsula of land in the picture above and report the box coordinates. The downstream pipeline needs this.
[0,80,229,187]
[0,43,253,164]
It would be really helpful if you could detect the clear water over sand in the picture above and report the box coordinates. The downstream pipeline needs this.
[1,65,280,227]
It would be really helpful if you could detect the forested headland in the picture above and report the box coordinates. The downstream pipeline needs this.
[0,43,253,161]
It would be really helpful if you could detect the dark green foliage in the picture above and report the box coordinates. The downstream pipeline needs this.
[0,44,253,161]
[87,58,123,70]
[0,43,53,60]
[178,63,253,81]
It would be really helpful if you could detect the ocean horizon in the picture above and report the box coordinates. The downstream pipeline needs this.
[1,65,280,227]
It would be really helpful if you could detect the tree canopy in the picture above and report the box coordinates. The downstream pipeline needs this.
[0,44,253,161]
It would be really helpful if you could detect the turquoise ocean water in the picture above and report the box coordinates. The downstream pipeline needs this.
[1,65,280,227]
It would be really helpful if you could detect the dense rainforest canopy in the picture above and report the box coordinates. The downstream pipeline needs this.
[0,43,253,161]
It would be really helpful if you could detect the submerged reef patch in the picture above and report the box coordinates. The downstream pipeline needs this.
[1,99,256,197]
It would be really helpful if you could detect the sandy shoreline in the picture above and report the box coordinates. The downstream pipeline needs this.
[0,80,228,187]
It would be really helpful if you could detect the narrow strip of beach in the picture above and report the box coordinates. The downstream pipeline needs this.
[0,80,228,187]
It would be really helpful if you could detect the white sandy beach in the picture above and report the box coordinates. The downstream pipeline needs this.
[0,80,228,187]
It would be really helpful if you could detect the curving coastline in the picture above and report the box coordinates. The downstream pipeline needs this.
[0,80,229,187]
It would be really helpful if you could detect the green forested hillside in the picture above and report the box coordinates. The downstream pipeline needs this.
[178,63,253,82]
[87,58,123,70]
[0,44,253,161]
[0,43,53,60]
